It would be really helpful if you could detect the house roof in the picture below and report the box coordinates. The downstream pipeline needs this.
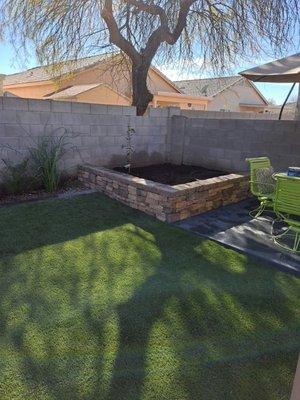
[45,84,102,99]
[3,53,182,96]
[45,83,131,102]
[174,76,243,97]
[175,75,269,105]
[3,54,115,86]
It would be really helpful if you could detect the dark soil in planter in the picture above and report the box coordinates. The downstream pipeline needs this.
[114,163,227,185]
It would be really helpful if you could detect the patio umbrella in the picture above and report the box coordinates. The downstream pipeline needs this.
[239,53,300,119]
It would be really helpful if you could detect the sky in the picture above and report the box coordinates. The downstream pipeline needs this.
[0,42,299,105]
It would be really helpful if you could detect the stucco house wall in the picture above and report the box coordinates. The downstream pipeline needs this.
[147,69,179,94]
[3,82,56,99]
[76,85,130,105]
[65,64,131,98]
[176,76,268,114]
[3,57,210,110]
[207,80,266,112]
[153,94,208,110]
[155,100,206,110]
[0,75,5,95]
[4,67,130,101]
[3,63,180,102]
[64,64,180,98]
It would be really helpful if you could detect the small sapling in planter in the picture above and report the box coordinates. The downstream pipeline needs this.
[122,126,135,174]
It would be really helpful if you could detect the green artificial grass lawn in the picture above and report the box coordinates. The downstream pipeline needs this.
[0,193,299,400]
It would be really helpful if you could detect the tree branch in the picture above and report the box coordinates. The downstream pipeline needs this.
[102,0,196,65]
[142,0,197,60]
[101,0,139,62]
[126,0,168,28]
[166,0,197,44]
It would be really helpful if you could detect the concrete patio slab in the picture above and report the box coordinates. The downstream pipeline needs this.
[174,198,300,276]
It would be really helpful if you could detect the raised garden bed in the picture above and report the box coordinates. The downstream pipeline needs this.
[79,164,250,222]
[114,163,226,185]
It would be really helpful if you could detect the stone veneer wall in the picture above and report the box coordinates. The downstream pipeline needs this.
[79,165,249,222]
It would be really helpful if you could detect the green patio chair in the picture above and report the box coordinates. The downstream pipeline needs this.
[245,157,276,218]
[272,175,300,252]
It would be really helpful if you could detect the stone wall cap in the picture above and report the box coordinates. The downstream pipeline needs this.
[172,173,248,191]
[79,164,179,195]
[79,165,248,197]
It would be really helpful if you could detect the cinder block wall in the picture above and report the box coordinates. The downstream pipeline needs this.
[0,97,171,175]
[180,109,294,120]
[0,96,299,178]
[169,116,300,172]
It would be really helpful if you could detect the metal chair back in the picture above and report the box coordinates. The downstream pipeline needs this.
[274,175,300,217]
[246,157,271,197]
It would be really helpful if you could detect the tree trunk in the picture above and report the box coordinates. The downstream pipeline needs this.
[131,62,153,116]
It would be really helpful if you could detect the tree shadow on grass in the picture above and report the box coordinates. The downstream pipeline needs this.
[0,193,136,257]
[104,226,299,400]
[106,272,173,400]
[0,193,299,400]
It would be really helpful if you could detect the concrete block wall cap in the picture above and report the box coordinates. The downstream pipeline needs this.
[51,100,72,113]
[28,99,52,112]
[90,104,108,114]
[2,97,29,111]
[107,105,127,115]
[71,102,91,114]
[122,106,136,116]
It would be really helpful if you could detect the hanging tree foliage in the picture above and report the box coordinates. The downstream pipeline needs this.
[1,0,299,115]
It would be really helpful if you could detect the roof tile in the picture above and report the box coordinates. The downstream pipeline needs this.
[45,84,102,99]
[4,54,112,86]
[175,76,243,97]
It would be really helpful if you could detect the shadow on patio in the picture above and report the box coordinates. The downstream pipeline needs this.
[175,198,300,276]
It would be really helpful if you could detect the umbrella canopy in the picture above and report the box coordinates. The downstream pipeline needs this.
[240,53,300,83]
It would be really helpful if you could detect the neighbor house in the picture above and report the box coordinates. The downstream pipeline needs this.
[0,74,5,95]
[175,75,268,113]
[264,101,296,119]
[3,54,210,111]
